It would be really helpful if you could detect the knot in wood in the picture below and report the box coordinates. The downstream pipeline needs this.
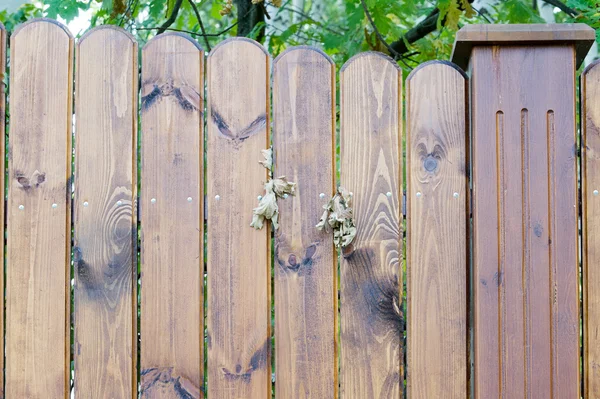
[423,155,438,172]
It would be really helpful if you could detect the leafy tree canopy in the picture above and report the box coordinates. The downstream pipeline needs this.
[0,0,599,73]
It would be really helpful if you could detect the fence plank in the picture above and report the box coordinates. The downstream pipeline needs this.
[5,19,73,398]
[339,52,402,398]
[206,38,270,398]
[406,61,468,398]
[272,46,336,398]
[140,33,204,398]
[73,26,137,398]
[0,21,5,398]
[584,60,600,398]
[471,45,578,398]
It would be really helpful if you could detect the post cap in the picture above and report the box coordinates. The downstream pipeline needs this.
[451,23,596,69]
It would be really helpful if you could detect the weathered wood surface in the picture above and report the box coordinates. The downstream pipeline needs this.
[583,60,600,399]
[0,21,6,398]
[471,45,579,398]
[406,61,468,398]
[272,46,336,398]
[140,32,204,399]
[339,52,402,398]
[5,18,73,398]
[73,26,137,398]
[206,38,271,398]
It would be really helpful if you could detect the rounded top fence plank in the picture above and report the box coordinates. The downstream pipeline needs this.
[272,45,333,68]
[78,24,137,45]
[143,31,203,51]
[406,59,467,81]
[340,50,401,73]
[208,36,268,58]
[12,17,73,39]
[584,58,600,76]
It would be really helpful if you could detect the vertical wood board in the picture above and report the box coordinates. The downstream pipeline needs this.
[339,52,402,399]
[206,38,271,399]
[583,59,600,398]
[140,32,204,399]
[406,61,468,398]
[73,26,138,398]
[272,46,336,399]
[5,18,73,399]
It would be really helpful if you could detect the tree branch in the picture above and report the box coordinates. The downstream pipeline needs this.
[187,0,211,51]
[389,10,440,55]
[157,0,184,34]
[541,0,578,17]
[360,0,403,60]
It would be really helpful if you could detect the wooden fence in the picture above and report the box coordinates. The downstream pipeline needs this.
[0,18,598,399]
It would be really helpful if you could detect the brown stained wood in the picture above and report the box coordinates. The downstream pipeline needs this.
[140,33,204,399]
[471,45,578,398]
[5,18,73,398]
[272,46,336,399]
[73,26,137,398]
[0,21,5,398]
[583,60,600,398]
[452,23,595,69]
[406,61,468,398]
[339,52,402,398]
[206,38,271,398]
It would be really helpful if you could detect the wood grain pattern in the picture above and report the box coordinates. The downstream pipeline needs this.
[73,26,137,398]
[406,61,468,398]
[339,52,402,399]
[206,38,271,398]
[5,18,73,398]
[140,32,204,399]
[0,21,6,398]
[470,45,579,399]
[583,59,600,398]
[272,46,336,399]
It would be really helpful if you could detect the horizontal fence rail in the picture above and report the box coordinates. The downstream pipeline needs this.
[0,18,597,399]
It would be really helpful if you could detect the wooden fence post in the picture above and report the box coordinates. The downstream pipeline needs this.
[452,24,595,398]
[5,18,73,398]
[272,46,336,398]
[73,26,138,398]
[339,52,402,398]
[406,60,468,398]
[206,38,271,398]
[140,33,204,398]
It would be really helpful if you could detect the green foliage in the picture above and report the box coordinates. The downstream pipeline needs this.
[0,0,598,71]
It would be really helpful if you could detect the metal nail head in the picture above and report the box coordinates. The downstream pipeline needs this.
[18,205,24,210]
[215,195,220,201]
[453,192,459,198]
[319,193,326,199]
[416,192,422,198]
[594,190,599,197]
[386,192,392,197]
[117,200,123,206]
[150,198,156,204]
[83,201,89,207]
[187,197,193,202]
[52,203,58,209]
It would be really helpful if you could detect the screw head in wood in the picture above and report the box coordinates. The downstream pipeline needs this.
[18,205,24,210]
[453,192,459,198]
[319,193,326,199]
[83,201,89,207]
[187,197,193,202]
[386,192,392,197]
[150,198,156,204]
[258,195,262,201]
[416,192,422,198]
[117,200,123,206]
[215,195,220,201]
[52,203,58,209]
[594,190,599,196]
